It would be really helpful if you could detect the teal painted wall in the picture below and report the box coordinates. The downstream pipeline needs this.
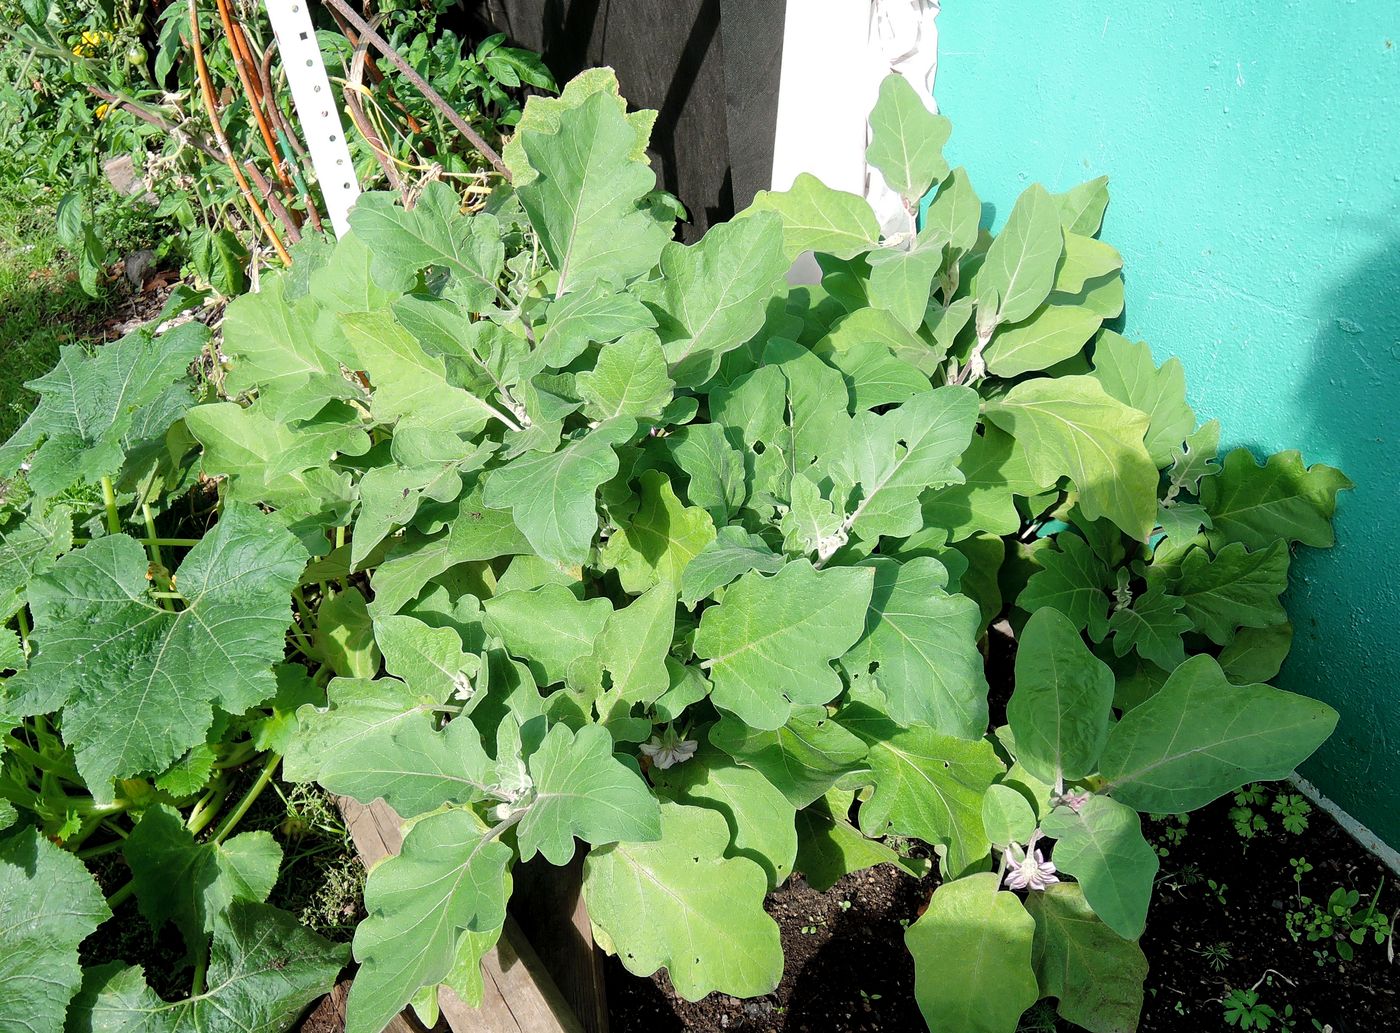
[935,3,1400,845]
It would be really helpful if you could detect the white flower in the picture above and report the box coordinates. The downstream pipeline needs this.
[451,670,475,702]
[640,728,698,770]
[1002,831,1059,892]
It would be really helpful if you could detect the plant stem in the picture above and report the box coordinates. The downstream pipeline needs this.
[74,536,201,546]
[212,753,280,845]
[100,476,121,534]
[141,504,164,570]
[106,879,136,910]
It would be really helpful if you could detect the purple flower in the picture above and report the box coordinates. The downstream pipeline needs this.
[1002,831,1059,892]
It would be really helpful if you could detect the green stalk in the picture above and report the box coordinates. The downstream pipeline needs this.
[212,753,280,845]
[100,476,121,534]
[106,879,136,910]
[141,504,165,569]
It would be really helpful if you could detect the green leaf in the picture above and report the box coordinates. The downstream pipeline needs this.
[1099,654,1338,812]
[844,698,1003,876]
[978,184,1064,326]
[517,722,661,864]
[376,614,477,702]
[865,74,951,205]
[1018,534,1114,641]
[744,173,880,260]
[1026,883,1148,1033]
[583,800,783,1000]
[1167,419,1221,496]
[906,873,1039,1033]
[1200,448,1352,551]
[981,783,1037,849]
[1006,608,1114,784]
[0,505,71,621]
[839,386,981,541]
[652,742,798,889]
[123,804,282,956]
[779,471,844,556]
[348,182,504,306]
[693,561,873,729]
[1051,176,1111,236]
[1055,233,1122,295]
[569,583,675,703]
[482,584,613,687]
[795,790,918,891]
[820,339,930,410]
[865,228,950,331]
[921,426,1042,543]
[314,586,380,679]
[650,213,790,387]
[538,283,657,367]
[666,424,747,524]
[843,557,988,737]
[924,167,982,255]
[1091,331,1195,466]
[481,418,636,566]
[0,826,109,1033]
[576,329,674,421]
[678,527,784,607]
[600,470,716,593]
[517,90,670,294]
[1042,796,1158,940]
[1106,584,1191,670]
[348,809,512,1033]
[709,705,868,808]
[70,902,345,1033]
[984,304,1102,378]
[985,375,1157,540]
[822,306,943,374]
[1218,622,1294,685]
[5,504,305,793]
[0,323,205,496]
[1173,540,1289,645]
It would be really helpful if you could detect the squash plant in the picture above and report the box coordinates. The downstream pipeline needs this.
[0,70,1351,1033]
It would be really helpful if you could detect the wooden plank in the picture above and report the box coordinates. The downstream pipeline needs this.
[509,856,608,1033]
[337,797,584,1033]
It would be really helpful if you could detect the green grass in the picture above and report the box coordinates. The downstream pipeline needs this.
[0,192,125,442]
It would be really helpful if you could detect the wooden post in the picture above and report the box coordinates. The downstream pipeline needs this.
[337,797,586,1033]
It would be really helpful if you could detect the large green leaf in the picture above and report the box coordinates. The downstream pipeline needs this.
[569,583,675,703]
[600,470,716,593]
[844,698,1003,876]
[1017,534,1114,641]
[1026,883,1148,1033]
[649,213,790,387]
[1105,584,1190,670]
[70,902,344,1033]
[483,583,612,687]
[0,826,109,1033]
[5,504,305,793]
[665,424,747,525]
[481,418,636,566]
[1006,608,1114,784]
[651,742,798,889]
[794,790,917,892]
[1042,796,1158,940]
[837,386,981,541]
[678,527,783,607]
[920,425,1042,542]
[516,722,661,865]
[348,808,512,1033]
[503,67,654,186]
[843,557,988,737]
[1218,622,1294,685]
[537,284,657,368]
[978,184,1063,326]
[583,800,782,1001]
[708,706,869,809]
[1091,331,1195,466]
[906,873,1039,1033]
[1172,540,1289,645]
[744,173,880,260]
[984,375,1157,540]
[984,303,1102,378]
[1201,448,1352,551]
[576,329,674,421]
[0,322,206,496]
[517,90,670,295]
[865,73,951,205]
[122,804,281,957]
[692,561,873,729]
[1099,654,1338,812]
[865,228,951,331]
[1051,176,1111,236]
[0,505,71,621]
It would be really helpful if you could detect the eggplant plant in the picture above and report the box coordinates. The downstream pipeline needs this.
[0,70,1350,1033]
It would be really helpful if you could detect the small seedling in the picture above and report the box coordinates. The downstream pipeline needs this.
[1273,794,1312,835]
[1195,941,1234,972]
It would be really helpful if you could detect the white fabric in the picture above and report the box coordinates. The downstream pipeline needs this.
[262,0,361,236]
[770,0,940,279]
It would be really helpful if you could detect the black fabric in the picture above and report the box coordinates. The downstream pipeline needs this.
[471,0,785,242]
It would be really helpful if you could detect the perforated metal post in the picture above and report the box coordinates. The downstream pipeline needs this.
[262,0,360,236]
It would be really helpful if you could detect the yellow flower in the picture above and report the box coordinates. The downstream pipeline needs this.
[71,44,83,55]
[95,103,110,120]
[82,30,101,45]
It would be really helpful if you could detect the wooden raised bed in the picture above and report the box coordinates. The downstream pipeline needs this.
[338,797,606,1033]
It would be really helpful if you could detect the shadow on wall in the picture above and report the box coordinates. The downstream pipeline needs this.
[1285,226,1400,826]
